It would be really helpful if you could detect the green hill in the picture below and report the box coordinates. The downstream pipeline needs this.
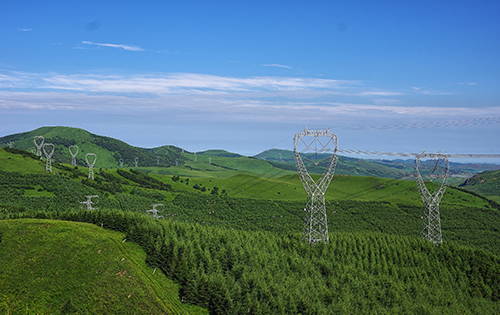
[2,210,500,314]
[0,126,184,169]
[256,148,500,182]
[1,146,499,255]
[1,127,500,313]
[3,126,499,182]
[460,170,500,203]
[0,218,207,314]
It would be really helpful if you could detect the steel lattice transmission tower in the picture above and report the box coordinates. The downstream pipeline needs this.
[294,127,338,244]
[85,153,97,179]
[43,143,55,172]
[415,151,449,245]
[80,195,99,210]
[69,145,79,166]
[34,136,44,159]
[146,204,165,219]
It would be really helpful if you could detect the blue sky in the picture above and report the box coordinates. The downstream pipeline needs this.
[1,0,500,162]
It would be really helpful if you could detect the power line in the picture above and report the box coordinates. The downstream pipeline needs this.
[337,116,500,131]
[337,149,500,159]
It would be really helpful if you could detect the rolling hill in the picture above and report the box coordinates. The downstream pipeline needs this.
[2,209,500,314]
[0,218,207,314]
[460,170,500,203]
[3,126,499,182]
[256,148,500,181]
[1,127,500,313]
[0,126,185,169]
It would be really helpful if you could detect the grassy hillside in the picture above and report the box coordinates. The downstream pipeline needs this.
[0,126,184,169]
[2,210,500,314]
[460,170,500,203]
[2,142,500,313]
[3,126,499,183]
[1,146,499,255]
[0,218,207,314]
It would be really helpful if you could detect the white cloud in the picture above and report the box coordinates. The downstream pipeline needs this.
[262,64,293,69]
[4,70,466,125]
[16,28,32,32]
[458,82,477,86]
[81,41,144,51]
[1,89,499,126]
[18,72,359,95]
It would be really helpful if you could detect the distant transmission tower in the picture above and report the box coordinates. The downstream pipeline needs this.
[415,151,449,245]
[80,195,99,210]
[43,143,55,172]
[69,145,79,166]
[134,157,139,167]
[34,136,44,159]
[175,158,179,167]
[119,159,124,168]
[156,157,160,165]
[294,127,338,244]
[8,141,14,148]
[146,204,164,219]
[85,153,97,179]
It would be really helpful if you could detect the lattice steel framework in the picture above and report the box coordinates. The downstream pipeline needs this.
[34,136,44,159]
[415,151,449,245]
[80,195,99,210]
[294,127,338,244]
[69,145,79,166]
[85,153,97,179]
[146,204,165,219]
[43,143,55,172]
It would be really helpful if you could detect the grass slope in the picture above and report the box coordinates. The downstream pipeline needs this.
[0,218,207,314]
[460,170,500,203]
[2,210,500,314]
[0,126,184,169]
[1,146,499,255]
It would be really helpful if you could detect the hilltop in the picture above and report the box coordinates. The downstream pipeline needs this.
[0,126,184,169]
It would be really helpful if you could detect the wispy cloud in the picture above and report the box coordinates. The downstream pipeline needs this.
[458,82,477,86]
[1,90,498,125]
[16,28,32,32]
[81,41,144,51]
[262,64,293,69]
[1,70,451,125]
[13,72,360,95]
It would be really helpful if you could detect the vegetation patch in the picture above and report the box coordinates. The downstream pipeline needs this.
[0,218,207,314]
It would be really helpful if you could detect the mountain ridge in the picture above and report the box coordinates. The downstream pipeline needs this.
[2,126,499,181]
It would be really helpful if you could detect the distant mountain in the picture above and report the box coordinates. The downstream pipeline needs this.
[255,148,412,179]
[255,148,500,181]
[196,149,244,158]
[0,126,185,169]
[3,127,499,181]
